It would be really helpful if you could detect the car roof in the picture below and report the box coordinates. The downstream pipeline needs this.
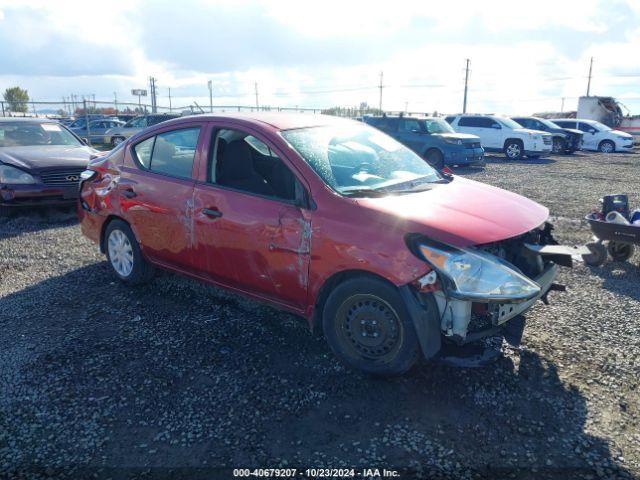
[0,117,57,124]
[161,112,352,131]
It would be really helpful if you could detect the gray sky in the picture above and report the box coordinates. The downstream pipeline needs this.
[1,0,639,114]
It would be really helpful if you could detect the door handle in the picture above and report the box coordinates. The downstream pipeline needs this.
[121,188,137,198]
[202,207,223,218]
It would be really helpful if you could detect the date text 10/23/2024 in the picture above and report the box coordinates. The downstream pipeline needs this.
[233,468,401,478]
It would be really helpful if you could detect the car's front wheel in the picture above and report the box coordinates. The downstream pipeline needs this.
[504,140,523,160]
[105,220,154,284]
[599,140,615,153]
[552,137,565,154]
[323,277,420,376]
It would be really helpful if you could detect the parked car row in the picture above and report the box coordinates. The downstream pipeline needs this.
[62,113,180,146]
[360,112,634,168]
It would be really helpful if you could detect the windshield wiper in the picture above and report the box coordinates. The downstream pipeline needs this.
[340,187,391,198]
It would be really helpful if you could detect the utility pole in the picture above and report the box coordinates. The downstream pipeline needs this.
[208,80,213,112]
[378,71,384,113]
[114,92,118,114]
[254,82,259,109]
[561,97,565,113]
[149,76,157,113]
[168,87,172,112]
[463,58,470,113]
[586,56,593,97]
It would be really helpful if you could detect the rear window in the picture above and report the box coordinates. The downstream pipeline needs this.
[133,127,200,178]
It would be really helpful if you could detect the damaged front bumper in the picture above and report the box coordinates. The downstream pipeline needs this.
[401,226,575,360]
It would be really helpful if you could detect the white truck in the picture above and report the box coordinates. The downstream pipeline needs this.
[445,114,553,160]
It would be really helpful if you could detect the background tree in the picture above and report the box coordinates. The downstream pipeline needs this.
[3,86,29,113]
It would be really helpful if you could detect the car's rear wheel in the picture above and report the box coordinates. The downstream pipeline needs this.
[552,137,565,154]
[424,149,444,169]
[112,136,126,147]
[323,277,420,376]
[599,140,615,153]
[504,140,523,160]
[105,220,154,284]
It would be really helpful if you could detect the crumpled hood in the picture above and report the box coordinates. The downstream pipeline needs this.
[357,176,549,247]
[0,145,95,171]
[436,132,480,141]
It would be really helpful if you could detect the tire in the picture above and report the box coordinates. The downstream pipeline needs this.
[104,219,154,284]
[599,140,615,153]
[504,140,523,160]
[607,241,634,262]
[424,149,445,169]
[552,137,565,154]
[112,136,126,147]
[322,277,420,376]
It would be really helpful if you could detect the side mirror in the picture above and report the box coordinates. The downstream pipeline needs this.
[491,124,501,129]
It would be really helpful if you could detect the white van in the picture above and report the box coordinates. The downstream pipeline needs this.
[552,119,634,153]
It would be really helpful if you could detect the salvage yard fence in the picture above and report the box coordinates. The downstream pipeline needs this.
[0,98,437,147]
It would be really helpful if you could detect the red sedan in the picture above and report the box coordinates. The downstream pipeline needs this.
[79,113,571,375]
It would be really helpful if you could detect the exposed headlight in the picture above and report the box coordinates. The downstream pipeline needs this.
[0,164,36,184]
[80,169,98,181]
[417,241,540,302]
[442,137,463,145]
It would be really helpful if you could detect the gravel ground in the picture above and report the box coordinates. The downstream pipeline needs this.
[0,149,639,480]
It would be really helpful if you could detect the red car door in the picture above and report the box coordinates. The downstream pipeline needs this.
[118,123,204,271]
[191,122,311,310]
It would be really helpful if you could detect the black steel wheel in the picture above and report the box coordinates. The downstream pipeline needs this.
[607,241,634,262]
[323,277,420,376]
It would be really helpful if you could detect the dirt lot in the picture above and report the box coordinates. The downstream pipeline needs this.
[1,150,639,479]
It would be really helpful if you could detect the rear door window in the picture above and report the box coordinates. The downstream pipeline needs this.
[133,127,201,178]
[149,128,200,178]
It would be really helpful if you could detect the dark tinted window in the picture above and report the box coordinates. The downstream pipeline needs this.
[578,122,597,133]
[445,116,455,124]
[458,116,496,128]
[512,118,530,128]
[554,120,574,129]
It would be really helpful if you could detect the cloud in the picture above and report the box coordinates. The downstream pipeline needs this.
[0,4,134,77]
[0,0,639,114]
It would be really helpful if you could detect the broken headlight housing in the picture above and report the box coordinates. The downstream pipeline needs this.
[416,240,540,302]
